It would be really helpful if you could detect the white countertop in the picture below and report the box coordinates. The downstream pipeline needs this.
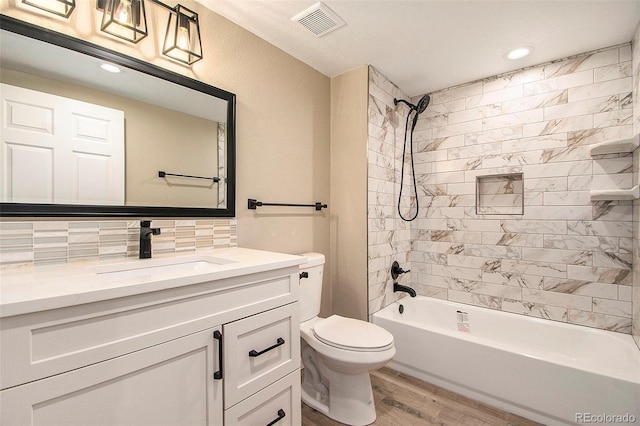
[0,248,305,318]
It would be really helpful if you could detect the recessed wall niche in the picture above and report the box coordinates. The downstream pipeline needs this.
[476,173,524,215]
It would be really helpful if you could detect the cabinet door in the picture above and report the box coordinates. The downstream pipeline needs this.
[0,327,223,426]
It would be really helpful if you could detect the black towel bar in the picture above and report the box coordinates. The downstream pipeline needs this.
[248,199,327,211]
[159,171,220,182]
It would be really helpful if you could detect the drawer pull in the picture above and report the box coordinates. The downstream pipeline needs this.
[265,409,286,426]
[213,330,223,380]
[249,337,285,357]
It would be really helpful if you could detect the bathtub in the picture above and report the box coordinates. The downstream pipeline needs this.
[372,296,640,426]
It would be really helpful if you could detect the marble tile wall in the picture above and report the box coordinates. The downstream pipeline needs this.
[218,123,227,208]
[367,45,636,333]
[0,219,237,267]
[407,44,634,333]
[367,66,413,315]
[633,147,639,344]
[632,22,640,348]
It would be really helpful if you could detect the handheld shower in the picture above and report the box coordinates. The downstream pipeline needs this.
[394,94,431,130]
[393,94,431,221]
[394,94,430,113]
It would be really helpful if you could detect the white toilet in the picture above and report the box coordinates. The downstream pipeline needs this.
[299,253,395,426]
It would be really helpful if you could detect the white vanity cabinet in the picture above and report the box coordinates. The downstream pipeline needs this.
[1,326,224,425]
[0,250,303,426]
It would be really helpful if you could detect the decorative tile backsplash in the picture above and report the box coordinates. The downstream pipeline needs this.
[0,219,237,267]
[368,42,636,334]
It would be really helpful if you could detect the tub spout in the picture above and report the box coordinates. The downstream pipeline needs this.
[394,283,416,297]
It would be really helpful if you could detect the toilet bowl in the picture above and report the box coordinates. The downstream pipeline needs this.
[299,253,395,425]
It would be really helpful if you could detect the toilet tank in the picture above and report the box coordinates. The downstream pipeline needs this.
[299,252,325,322]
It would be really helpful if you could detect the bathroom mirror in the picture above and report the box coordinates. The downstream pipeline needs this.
[0,17,236,217]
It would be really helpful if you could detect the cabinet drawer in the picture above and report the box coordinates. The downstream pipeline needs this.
[223,303,299,408]
[224,370,300,426]
[1,268,299,390]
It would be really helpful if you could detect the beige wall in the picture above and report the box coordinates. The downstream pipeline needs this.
[330,66,369,320]
[1,1,332,310]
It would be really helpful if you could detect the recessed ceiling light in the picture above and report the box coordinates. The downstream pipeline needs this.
[99,63,122,73]
[505,46,533,60]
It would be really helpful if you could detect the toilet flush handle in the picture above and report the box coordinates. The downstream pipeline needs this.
[300,272,309,279]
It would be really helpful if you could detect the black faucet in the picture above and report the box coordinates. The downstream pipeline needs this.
[139,220,161,259]
[391,261,410,280]
[394,283,417,297]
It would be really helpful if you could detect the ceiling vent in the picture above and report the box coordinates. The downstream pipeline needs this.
[291,2,346,37]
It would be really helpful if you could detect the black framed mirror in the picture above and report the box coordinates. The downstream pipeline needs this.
[0,16,236,217]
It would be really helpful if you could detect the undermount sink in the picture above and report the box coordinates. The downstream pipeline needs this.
[91,255,237,281]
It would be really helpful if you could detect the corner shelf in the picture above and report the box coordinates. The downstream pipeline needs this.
[589,134,639,201]
[589,135,639,156]
[590,186,639,201]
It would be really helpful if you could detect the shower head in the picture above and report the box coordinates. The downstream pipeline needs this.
[393,94,431,115]
[415,94,430,114]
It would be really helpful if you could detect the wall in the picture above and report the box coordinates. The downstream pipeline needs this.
[0,1,331,305]
[402,44,634,333]
[367,66,413,317]
[329,66,368,320]
[632,22,640,347]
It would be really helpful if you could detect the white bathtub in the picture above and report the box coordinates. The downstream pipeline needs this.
[372,296,640,426]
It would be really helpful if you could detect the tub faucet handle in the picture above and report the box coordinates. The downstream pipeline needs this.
[391,261,410,280]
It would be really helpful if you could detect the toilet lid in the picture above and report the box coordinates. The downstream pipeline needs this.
[313,315,394,351]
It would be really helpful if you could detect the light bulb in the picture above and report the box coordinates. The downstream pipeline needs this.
[116,0,132,24]
[177,25,189,50]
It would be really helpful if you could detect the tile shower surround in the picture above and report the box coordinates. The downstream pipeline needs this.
[368,42,637,334]
[368,66,413,316]
[632,23,640,348]
[0,219,237,266]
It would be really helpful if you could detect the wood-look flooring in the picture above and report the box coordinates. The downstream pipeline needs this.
[301,367,542,426]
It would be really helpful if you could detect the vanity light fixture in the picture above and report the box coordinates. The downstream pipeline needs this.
[163,5,203,65]
[21,0,75,18]
[97,0,148,44]
[96,0,147,43]
[96,0,203,65]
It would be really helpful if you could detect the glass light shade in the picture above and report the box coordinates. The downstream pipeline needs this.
[163,5,203,65]
[100,0,148,44]
[22,0,75,18]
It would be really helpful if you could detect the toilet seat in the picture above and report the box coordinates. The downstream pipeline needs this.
[313,315,394,352]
